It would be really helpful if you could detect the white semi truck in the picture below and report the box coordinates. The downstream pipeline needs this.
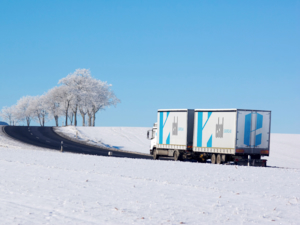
[147,109,271,166]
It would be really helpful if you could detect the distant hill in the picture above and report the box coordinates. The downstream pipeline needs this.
[0,121,8,125]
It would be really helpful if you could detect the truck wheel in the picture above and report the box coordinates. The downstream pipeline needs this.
[174,150,181,161]
[221,154,227,163]
[153,150,159,160]
[216,154,222,164]
[211,154,216,164]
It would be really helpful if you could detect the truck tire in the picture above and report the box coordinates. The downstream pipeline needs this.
[153,150,159,160]
[174,150,181,161]
[211,154,216,164]
[221,154,227,163]
[216,154,222,164]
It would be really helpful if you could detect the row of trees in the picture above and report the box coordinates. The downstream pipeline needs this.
[0,69,120,127]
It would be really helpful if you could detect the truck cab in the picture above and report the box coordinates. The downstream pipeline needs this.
[147,123,157,155]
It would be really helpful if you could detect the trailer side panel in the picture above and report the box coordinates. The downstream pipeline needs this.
[193,110,236,154]
[157,110,193,150]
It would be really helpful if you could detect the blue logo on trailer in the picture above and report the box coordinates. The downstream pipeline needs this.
[159,112,170,144]
[197,112,213,147]
[244,113,263,146]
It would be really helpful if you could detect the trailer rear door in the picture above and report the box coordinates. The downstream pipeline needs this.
[236,110,271,151]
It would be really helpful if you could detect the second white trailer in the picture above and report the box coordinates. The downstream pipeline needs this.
[193,109,237,154]
[193,109,271,164]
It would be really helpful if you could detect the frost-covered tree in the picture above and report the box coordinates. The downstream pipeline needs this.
[78,94,89,126]
[29,95,49,126]
[44,87,64,126]
[68,110,74,125]
[84,79,120,126]
[0,106,18,125]
[55,85,73,126]
[59,68,120,126]
[89,80,120,126]
[1,68,120,127]
[59,69,92,126]
[69,97,79,126]
[14,96,35,126]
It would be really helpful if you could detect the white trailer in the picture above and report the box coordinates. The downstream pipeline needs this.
[193,109,271,165]
[148,109,271,166]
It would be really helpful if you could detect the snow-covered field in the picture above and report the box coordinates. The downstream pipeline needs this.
[265,133,300,169]
[0,126,300,224]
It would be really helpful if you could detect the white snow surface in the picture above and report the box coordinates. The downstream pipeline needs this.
[0,126,300,224]
[265,133,300,169]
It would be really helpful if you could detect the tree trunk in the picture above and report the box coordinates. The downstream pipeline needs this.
[73,105,78,126]
[74,110,77,126]
[55,116,59,126]
[26,117,30,126]
[38,114,42,126]
[87,113,92,126]
[81,113,85,126]
[92,112,96,127]
[65,109,68,126]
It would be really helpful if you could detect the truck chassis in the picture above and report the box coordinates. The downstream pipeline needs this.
[150,148,267,167]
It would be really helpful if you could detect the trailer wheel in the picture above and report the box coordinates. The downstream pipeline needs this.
[216,154,222,164]
[221,154,227,163]
[153,150,159,160]
[211,154,216,164]
[174,150,181,161]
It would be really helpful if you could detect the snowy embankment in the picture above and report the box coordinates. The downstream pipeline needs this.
[56,126,300,169]
[55,126,151,154]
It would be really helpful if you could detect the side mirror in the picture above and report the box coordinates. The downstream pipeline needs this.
[147,129,156,140]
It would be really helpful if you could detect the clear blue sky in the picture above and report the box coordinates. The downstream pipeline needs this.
[0,0,299,133]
